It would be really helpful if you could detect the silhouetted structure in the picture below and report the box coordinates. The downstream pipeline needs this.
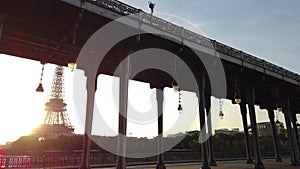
[33,66,74,138]
[247,122,283,137]
[215,128,240,135]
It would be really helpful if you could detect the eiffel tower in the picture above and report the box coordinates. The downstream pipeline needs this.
[33,66,74,138]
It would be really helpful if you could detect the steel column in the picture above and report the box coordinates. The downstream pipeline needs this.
[246,86,265,169]
[282,97,300,166]
[197,73,211,169]
[81,75,97,169]
[205,97,216,166]
[291,113,300,159]
[267,109,282,162]
[116,62,129,169]
[239,102,254,164]
[156,88,166,169]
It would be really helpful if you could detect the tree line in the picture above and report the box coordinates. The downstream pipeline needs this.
[1,130,291,158]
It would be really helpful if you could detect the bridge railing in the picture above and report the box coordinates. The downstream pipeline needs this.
[0,156,43,168]
[0,150,291,168]
[84,0,300,83]
[214,41,300,81]
[0,155,82,168]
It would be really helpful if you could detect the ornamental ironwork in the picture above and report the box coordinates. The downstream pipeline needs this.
[85,0,300,82]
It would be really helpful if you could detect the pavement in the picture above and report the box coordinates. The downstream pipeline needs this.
[99,159,300,169]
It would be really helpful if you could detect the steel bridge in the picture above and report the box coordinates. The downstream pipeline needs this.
[1,0,300,169]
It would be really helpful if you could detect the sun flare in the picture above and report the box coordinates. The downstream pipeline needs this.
[0,55,48,144]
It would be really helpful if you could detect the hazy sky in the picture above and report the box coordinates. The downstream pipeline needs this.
[0,0,299,145]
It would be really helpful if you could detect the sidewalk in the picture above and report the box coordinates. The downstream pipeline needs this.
[104,159,299,169]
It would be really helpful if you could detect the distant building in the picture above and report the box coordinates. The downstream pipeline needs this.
[215,128,240,135]
[230,128,240,134]
[167,132,185,138]
[257,122,272,137]
[248,122,283,137]
[215,128,229,134]
[185,130,200,135]
[167,130,200,138]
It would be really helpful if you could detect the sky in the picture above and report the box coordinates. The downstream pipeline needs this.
[121,0,300,72]
[0,0,300,145]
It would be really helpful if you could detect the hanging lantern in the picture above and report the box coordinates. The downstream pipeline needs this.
[277,107,283,112]
[235,98,242,104]
[233,76,241,104]
[172,54,180,92]
[276,103,283,112]
[219,99,224,119]
[36,63,45,92]
[275,110,281,125]
[234,89,242,104]
[36,83,44,92]
[172,81,180,92]
[177,89,183,114]
[219,110,224,119]
[275,88,282,112]
[68,62,77,72]
[177,104,183,114]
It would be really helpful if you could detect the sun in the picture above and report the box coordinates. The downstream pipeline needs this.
[0,54,49,145]
[0,101,45,144]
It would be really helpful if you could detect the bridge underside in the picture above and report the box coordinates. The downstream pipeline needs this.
[1,0,300,113]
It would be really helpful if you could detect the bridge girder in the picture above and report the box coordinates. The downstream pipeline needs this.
[0,0,300,114]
